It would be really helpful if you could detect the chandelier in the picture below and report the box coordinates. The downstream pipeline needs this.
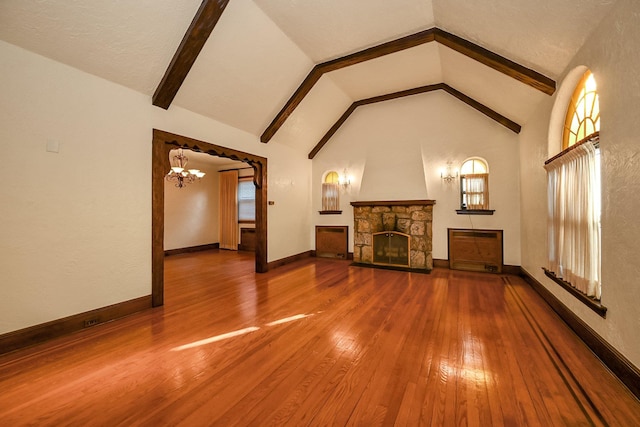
[165,149,205,188]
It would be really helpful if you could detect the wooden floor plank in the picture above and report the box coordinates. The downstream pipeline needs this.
[0,250,638,426]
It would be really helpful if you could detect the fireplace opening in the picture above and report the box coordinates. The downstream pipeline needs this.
[373,231,410,267]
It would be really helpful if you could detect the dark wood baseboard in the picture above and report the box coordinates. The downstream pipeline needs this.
[350,262,431,274]
[311,251,354,260]
[0,295,152,356]
[520,267,640,400]
[267,250,313,270]
[502,265,521,275]
[432,258,519,275]
[164,243,219,256]
[433,258,450,268]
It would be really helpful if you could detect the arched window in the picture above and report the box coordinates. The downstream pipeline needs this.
[460,158,489,210]
[563,70,600,149]
[321,171,340,212]
[546,69,601,303]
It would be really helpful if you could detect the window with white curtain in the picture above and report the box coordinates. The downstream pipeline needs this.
[321,171,340,211]
[237,178,255,222]
[460,158,489,210]
[546,69,601,300]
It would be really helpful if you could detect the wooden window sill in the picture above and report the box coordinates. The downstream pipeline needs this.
[456,209,495,215]
[542,268,607,317]
[319,210,342,215]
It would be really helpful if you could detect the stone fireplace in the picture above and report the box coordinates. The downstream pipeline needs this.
[351,200,435,271]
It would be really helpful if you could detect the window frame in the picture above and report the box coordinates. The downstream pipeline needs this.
[320,170,342,214]
[457,158,493,214]
[545,68,603,313]
[237,177,256,223]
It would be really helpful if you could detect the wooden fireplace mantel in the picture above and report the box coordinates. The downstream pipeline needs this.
[350,200,436,207]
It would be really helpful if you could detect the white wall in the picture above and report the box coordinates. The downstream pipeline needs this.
[519,0,640,368]
[0,40,312,334]
[164,159,219,251]
[312,91,521,265]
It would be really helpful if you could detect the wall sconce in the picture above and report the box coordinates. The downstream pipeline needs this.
[440,161,458,183]
[338,168,351,190]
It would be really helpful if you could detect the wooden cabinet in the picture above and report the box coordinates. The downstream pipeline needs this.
[239,228,256,251]
[448,228,503,273]
[315,226,348,259]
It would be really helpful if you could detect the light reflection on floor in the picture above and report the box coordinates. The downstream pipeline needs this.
[170,312,319,351]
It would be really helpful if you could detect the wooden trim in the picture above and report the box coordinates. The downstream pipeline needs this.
[263,27,553,144]
[520,268,640,400]
[440,84,521,133]
[153,129,268,307]
[308,84,520,159]
[312,251,354,260]
[350,200,435,207]
[152,0,230,109]
[542,268,607,317]
[308,104,359,159]
[266,250,313,270]
[433,28,555,96]
[433,258,450,269]
[502,265,521,275]
[217,166,254,173]
[0,296,152,356]
[261,29,437,143]
[545,132,600,165]
[164,243,219,257]
[351,262,431,274]
[433,258,519,275]
[456,209,495,215]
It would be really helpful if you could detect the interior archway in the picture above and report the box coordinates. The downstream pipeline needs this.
[152,129,268,307]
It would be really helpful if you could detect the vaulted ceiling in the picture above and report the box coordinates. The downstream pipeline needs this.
[0,0,618,156]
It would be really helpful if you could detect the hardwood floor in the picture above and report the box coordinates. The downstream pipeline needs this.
[1,250,638,426]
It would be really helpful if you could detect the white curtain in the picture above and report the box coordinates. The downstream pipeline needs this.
[219,170,239,250]
[545,139,601,299]
[322,183,339,211]
[463,173,489,209]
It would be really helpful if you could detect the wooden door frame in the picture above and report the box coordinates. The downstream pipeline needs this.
[152,129,268,307]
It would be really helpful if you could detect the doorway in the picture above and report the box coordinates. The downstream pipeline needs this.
[152,129,268,307]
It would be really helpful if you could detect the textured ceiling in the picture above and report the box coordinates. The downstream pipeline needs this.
[0,0,620,153]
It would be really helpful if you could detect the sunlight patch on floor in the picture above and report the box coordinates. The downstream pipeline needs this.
[171,312,319,351]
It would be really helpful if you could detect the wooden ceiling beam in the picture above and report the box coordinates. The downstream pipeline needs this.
[153,0,230,110]
[263,27,554,143]
[261,29,437,143]
[307,83,521,159]
[433,29,556,96]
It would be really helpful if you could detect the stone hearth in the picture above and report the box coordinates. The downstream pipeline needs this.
[351,200,435,271]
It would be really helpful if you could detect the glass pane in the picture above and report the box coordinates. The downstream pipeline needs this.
[571,115,580,133]
[576,97,586,121]
[324,171,339,184]
[473,160,487,173]
[238,180,255,221]
[577,123,586,141]
[585,92,596,117]
[592,99,600,125]
[585,120,595,137]
[585,73,597,92]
